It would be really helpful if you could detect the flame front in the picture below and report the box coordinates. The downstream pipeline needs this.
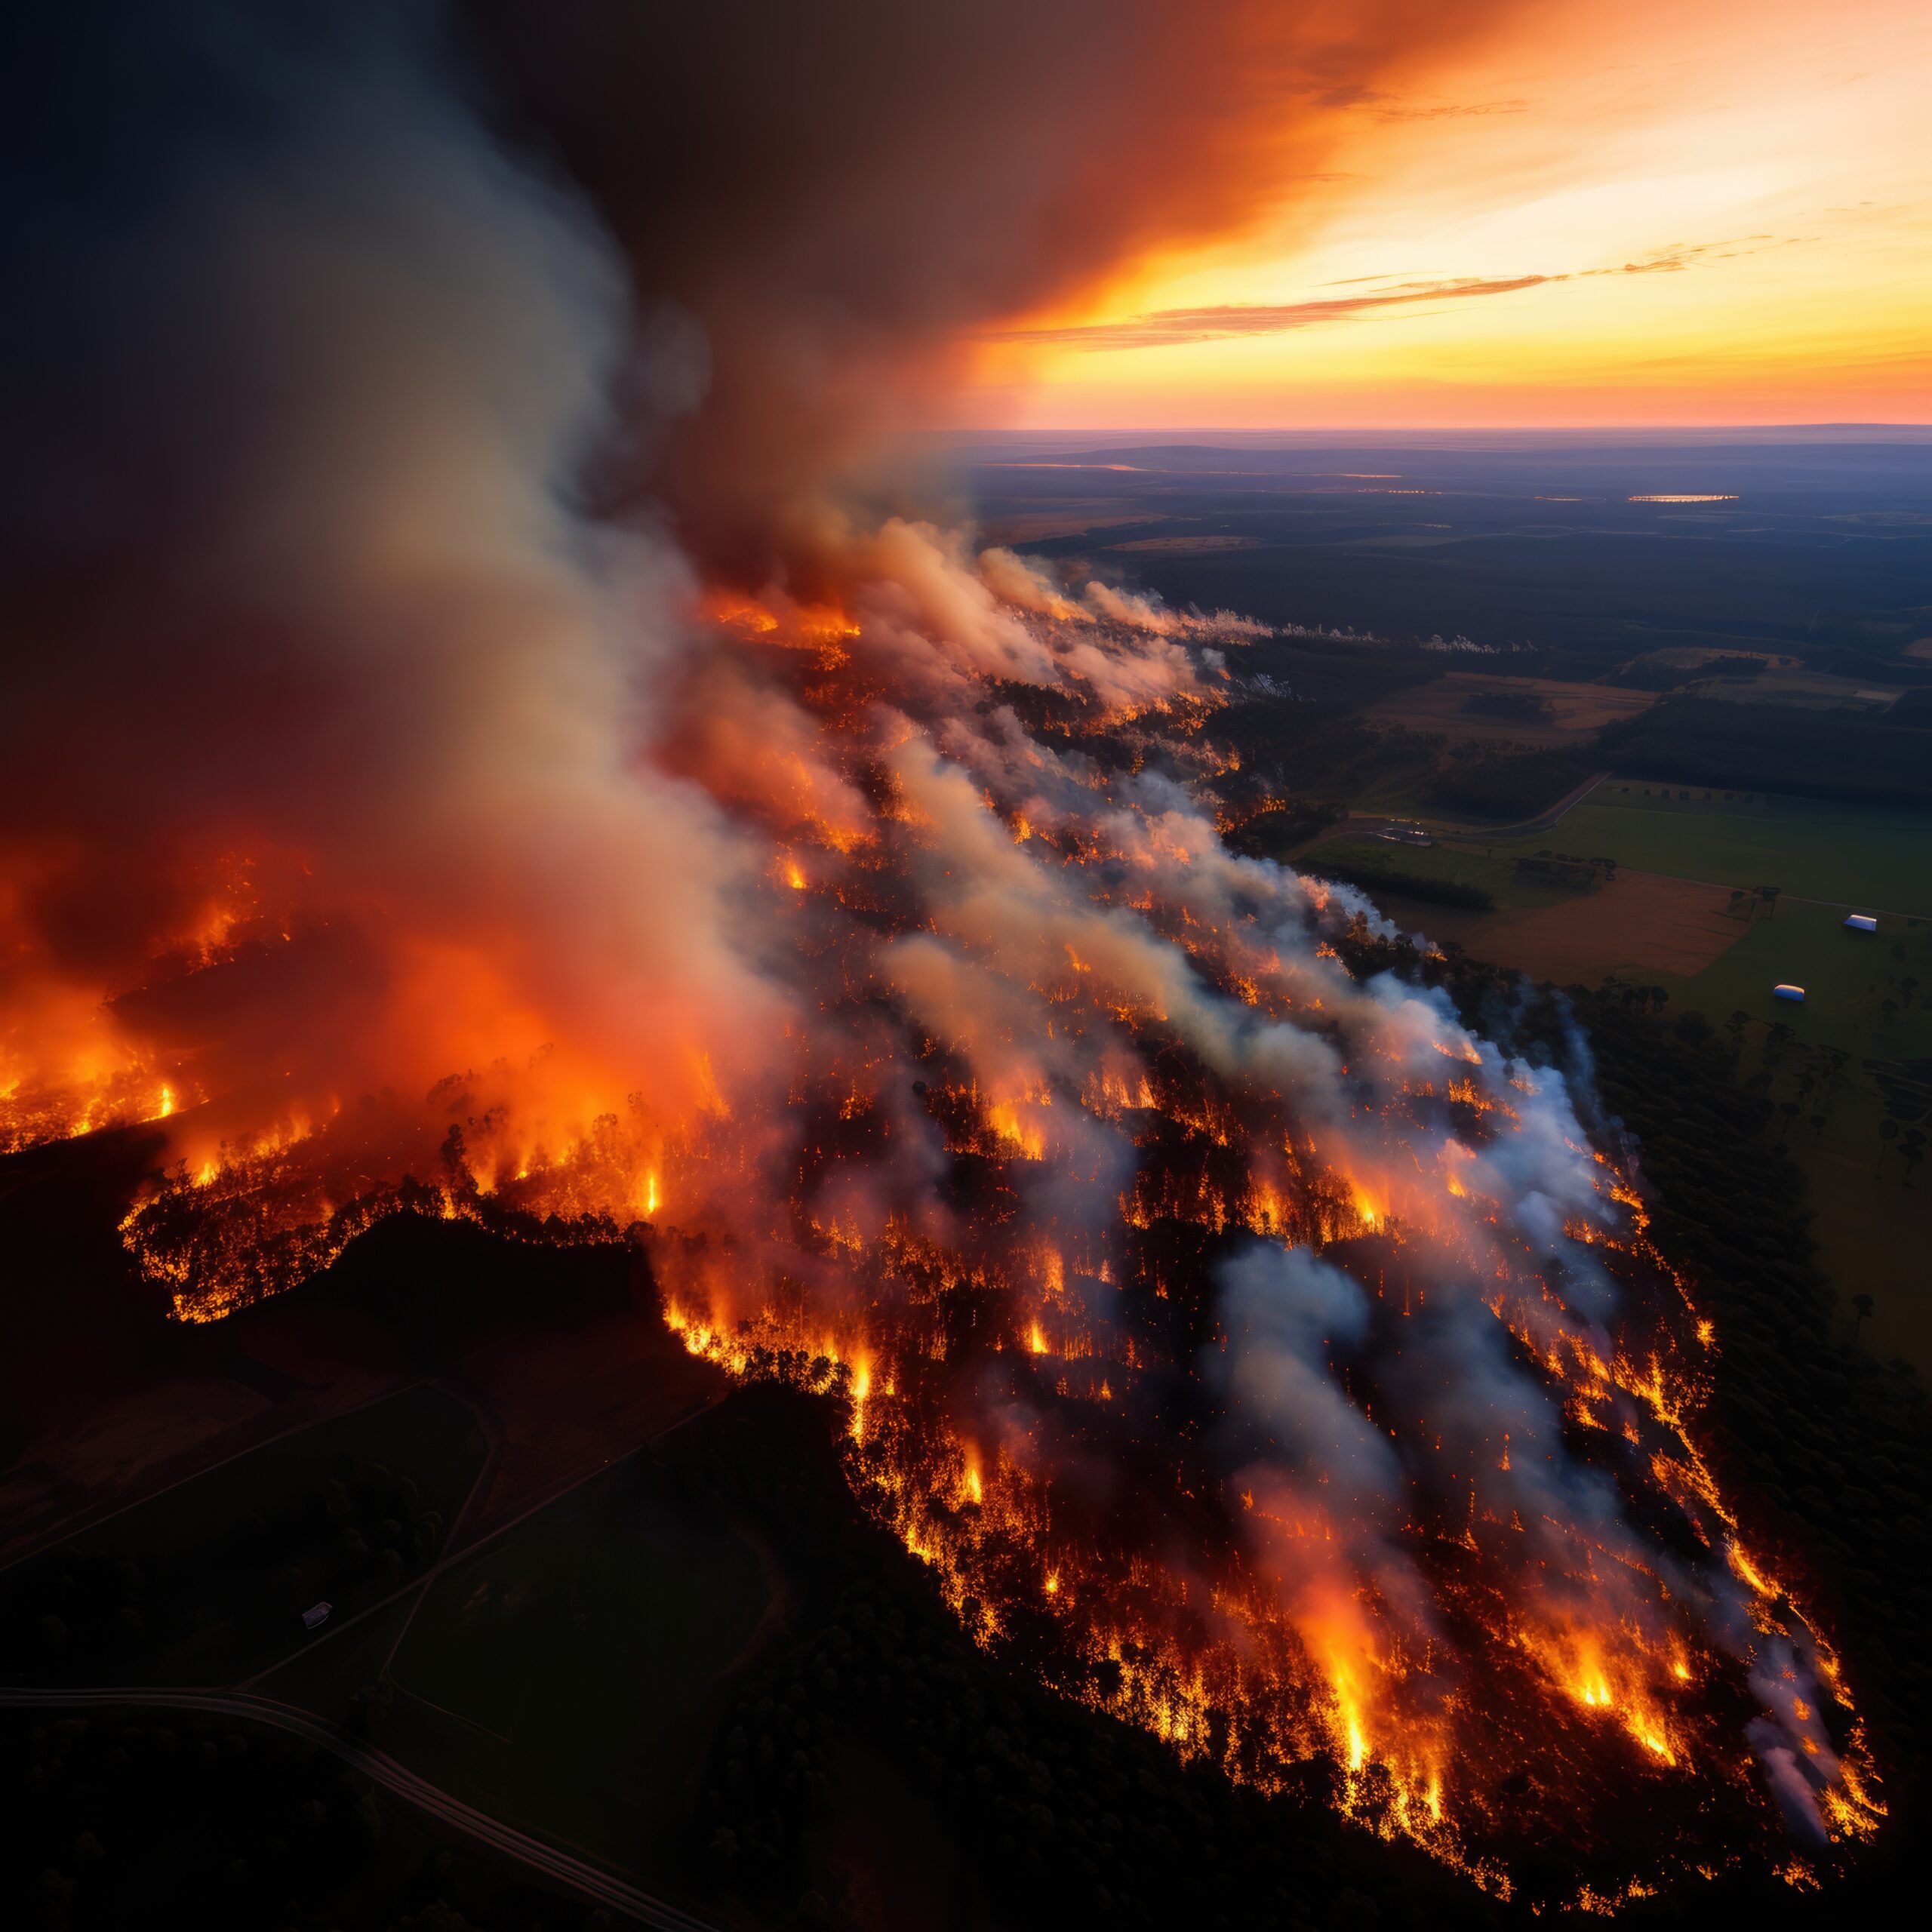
[2,539,1881,1903]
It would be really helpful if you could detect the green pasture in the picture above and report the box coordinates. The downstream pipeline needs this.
[378,1460,771,1867]
[1331,795,1932,1364]
[1626,899,1932,1368]
[1483,782,1932,915]
[1786,1092,1930,1372]
[1663,898,1932,1060]
[1309,835,1571,911]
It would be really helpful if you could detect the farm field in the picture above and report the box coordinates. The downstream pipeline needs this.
[1673,904,1932,1369]
[374,1457,774,1870]
[1667,897,1932,1055]
[1791,1115,1929,1372]
[1321,846,1924,1043]
[1694,667,1902,710]
[0,1383,488,1688]
[1308,835,1569,908]
[417,1294,721,1525]
[1378,871,1752,986]
[1322,781,1932,1371]
[1361,673,1654,749]
[1344,866,1932,1367]
[251,1583,421,1721]
[1478,783,1932,914]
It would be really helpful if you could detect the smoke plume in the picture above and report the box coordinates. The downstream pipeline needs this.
[0,0,1882,1903]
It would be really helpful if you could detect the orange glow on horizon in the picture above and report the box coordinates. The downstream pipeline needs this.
[960,0,1932,429]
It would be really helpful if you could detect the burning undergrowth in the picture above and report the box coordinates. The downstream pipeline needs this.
[11,552,1887,1903]
[0,1,1889,1912]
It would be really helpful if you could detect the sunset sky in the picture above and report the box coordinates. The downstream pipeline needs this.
[964,0,1931,428]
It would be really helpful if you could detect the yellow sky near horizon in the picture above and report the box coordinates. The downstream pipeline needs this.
[963,0,1932,427]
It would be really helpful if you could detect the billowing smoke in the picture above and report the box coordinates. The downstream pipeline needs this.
[0,0,1881,1903]
[450,0,1492,572]
[1,1,778,1150]
[0,0,1470,1146]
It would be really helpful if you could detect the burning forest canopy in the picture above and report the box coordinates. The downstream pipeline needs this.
[0,2,1912,1918]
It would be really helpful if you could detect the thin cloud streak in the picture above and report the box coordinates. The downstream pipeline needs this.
[992,242,1787,350]
[1372,97,1527,120]
[996,278,1553,351]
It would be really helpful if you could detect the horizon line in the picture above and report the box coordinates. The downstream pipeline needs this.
[921,420,1932,437]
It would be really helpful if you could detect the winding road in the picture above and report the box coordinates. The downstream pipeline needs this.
[1300,771,1611,854]
[0,1684,716,1929]
[3,1385,727,1927]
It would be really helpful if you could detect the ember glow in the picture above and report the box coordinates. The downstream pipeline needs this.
[0,0,1887,1911]
[5,538,1884,1894]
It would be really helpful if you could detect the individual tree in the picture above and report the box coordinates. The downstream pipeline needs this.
[1673,1010,1715,1048]
[1851,1294,1874,1337]
[1902,1127,1927,1188]
[1876,1118,1900,1174]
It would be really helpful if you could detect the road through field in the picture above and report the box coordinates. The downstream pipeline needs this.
[0,1685,716,1930]
[4,1382,728,1926]
[1304,772,1611,854]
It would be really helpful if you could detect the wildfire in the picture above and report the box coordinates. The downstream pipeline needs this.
[8,550,1884,1905]
[1,1048,195,1155]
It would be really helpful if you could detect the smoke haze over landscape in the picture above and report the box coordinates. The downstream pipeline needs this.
[0,2,1906,1909]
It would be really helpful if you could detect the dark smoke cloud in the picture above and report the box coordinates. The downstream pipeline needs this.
[448,0,1509,572]
[0,2,769,1115]
[0,0,1504,1105]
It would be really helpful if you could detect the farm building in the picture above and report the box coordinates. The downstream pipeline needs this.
[1773,984,1806,1002]
[1844,913,1878,932]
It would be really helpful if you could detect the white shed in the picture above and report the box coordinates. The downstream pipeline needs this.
[1772,984,1805,1003]
[1844,914,1878,933]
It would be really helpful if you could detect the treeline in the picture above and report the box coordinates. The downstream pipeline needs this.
[1566,992,1932,1789]
[1220,798,1346,861]
[631,927,1932,1927]
[1337,923,1931,1875]
[1298,859,1494,912]
[1881,686,1932,726]
[1212,700,1387,780]
[1597,697,1932,808]
[657,1389,1499,1932]
[1609,654,1767,692]
[1423,746,1595,820]
[1829,646,1932,688]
